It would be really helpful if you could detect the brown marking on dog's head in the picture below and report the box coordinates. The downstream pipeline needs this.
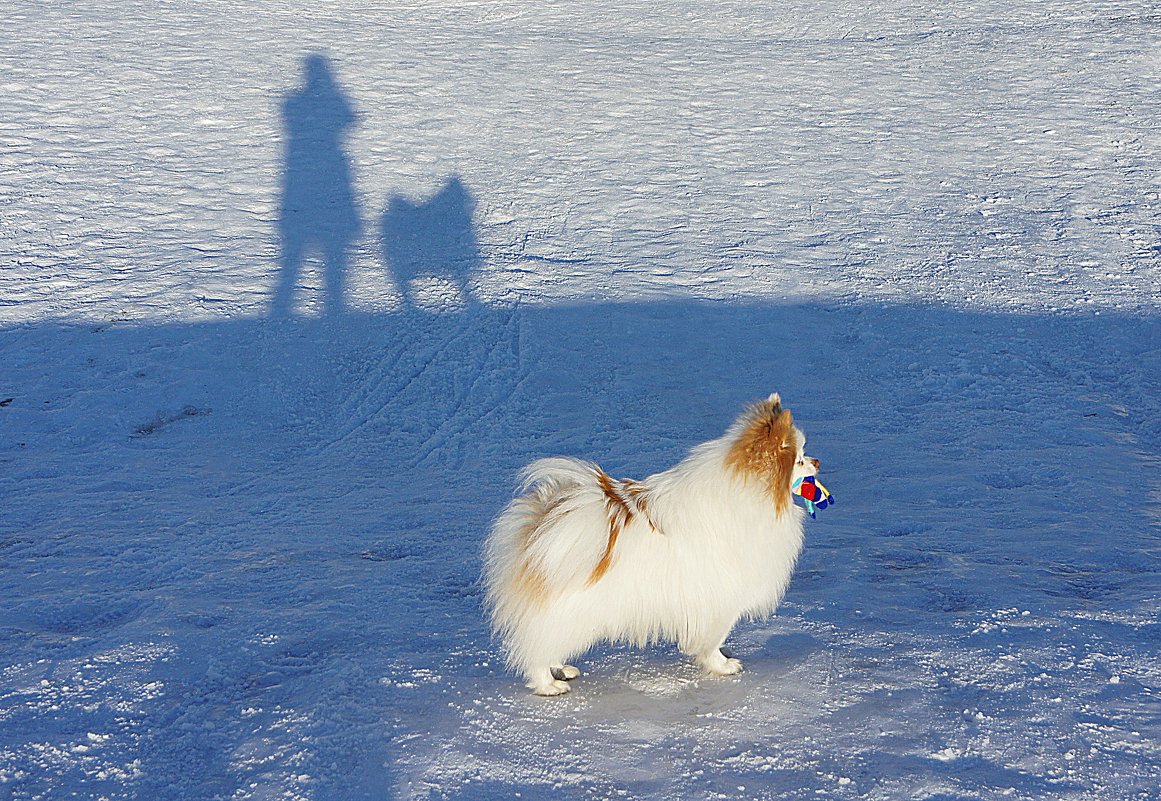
[725,397,799,514]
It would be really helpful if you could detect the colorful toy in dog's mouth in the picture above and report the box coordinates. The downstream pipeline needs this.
[792,475,833,519]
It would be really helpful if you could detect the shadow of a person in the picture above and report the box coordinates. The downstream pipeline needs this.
[382,177,481,313]
[272,54,361,317]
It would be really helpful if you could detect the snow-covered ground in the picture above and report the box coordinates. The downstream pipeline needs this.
[2,2,1159,799]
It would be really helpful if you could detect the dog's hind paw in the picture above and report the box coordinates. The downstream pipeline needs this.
[532,679,572,696]
[552,664,581,681]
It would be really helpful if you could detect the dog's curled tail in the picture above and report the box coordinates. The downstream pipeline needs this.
[484,457,595,621]
[485,455,626,647]
[517,456,601,497]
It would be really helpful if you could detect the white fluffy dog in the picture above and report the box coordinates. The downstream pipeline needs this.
[483,393,819,695]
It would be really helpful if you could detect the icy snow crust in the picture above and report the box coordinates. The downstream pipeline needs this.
[1,1,1159,799]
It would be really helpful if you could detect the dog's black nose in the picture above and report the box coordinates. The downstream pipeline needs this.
[811,458,821,470]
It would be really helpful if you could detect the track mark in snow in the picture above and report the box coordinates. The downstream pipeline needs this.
[130,405,212,438]
[317,308,522,461]
[299,306,529,471]
[407,307,526,469]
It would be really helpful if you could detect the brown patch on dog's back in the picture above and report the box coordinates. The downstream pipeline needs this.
[588,517,622,586]
[587,470,663,585]
[622,479,660,533]
[725,400,798,514]
[589,468,632,585]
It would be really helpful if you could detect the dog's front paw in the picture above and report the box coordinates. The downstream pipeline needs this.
[713,657,744,676]
[699,650,744,677]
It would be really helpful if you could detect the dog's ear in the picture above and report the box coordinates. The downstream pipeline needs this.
[772,408,794,447]
[767,392,782,415]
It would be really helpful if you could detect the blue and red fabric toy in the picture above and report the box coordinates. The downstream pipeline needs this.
[791,475,834,519]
